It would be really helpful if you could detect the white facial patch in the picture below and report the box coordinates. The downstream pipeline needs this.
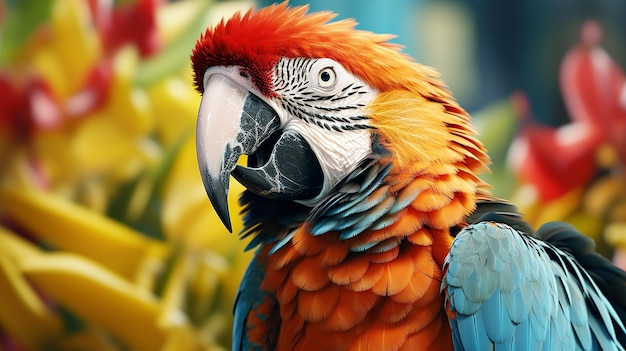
[271,57,379,204]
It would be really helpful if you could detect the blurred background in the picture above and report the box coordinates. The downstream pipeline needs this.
[0,0,625,350]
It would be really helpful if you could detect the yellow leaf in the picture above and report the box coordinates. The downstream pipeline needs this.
[50,0,101,96]
[605,222,626,249]
[0,230,62,351]
[106,47,155,136]
[55,328,120,351]
[147,76,200,146]
[156,0,210,46]
[0,185,167,280]
[72,116,140,175]
[21,252,173,351]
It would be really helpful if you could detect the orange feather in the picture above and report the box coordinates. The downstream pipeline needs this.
[387,173,420,194]
[297,285,340,322]
[428,162,465,176]
[368,243,401,264]
[293,324,347,351]
[431,173,479,195]
[431,228,455,268]
[349,321,408,351]
[394,174,435,194]
[412,189,453,212]
[246,297,280,348]
[426,193,475,229]
[422,317,454,351]
[292,227,327,256]
[347,261,385,292]
[279,298,296,321]
[273,244,304,269]
[393,269,439,304]
[380,209,422,239]
[277,313,305,351]
[391,246,438,303]
[401,316,447,350]
[327,255,370,285]
[259,249,288,290]
[371,250,414,296]
[406,227,434,246]
[290,257,329,291]
[317,239,350,267]
[411,270,446,308]
[377,298,414,324]
[275,278,298,305]
[403,296,446,334]
[325,289,380,331]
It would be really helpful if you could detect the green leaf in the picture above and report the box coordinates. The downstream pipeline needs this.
[0,0,55,64]
[134,0,214,87]
[472,96,521,198]
[106,130,190,241]
[473,96,520,165]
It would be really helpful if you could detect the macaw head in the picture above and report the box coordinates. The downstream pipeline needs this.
[192,3,490,232]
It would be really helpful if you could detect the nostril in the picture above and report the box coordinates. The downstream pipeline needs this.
[239,70,250,79]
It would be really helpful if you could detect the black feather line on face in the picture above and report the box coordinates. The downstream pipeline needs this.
[273,57,373,132]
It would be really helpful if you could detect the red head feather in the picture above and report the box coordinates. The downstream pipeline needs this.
[192,2,490,183]
[191,2,447,98]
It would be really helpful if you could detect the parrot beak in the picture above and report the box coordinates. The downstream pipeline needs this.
[196,74,281,232]
[196,73,323,232]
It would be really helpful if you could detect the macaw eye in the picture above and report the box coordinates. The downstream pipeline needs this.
[318,67,336,88]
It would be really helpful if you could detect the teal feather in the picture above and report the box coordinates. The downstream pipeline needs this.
[444,221,626,351]
[338,196,395,239]
[370,212,399,231]
[370,239,400,253]
[269,230,296,254]
[388,182,421,214]
[349,240,379,252]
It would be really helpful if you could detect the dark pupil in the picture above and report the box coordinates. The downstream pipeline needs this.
[321,71,331,82]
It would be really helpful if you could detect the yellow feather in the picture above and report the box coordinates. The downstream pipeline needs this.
[369,91,454,170]
[367,90,490,185]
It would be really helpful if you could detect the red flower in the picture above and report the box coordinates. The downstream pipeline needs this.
[509,21,626,200]
[87,0,162,58]
[0,73,61,137]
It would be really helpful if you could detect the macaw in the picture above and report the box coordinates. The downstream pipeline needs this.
[191,3,626,350]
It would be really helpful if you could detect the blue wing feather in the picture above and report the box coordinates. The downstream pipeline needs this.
[513,318,535,350]
[481,292,515,343]
[456,311,491,350]
[443,221,626,351]
[502,287,527,324]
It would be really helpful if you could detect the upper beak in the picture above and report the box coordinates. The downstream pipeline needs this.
[196,74,281,232]
[196,72,323,232]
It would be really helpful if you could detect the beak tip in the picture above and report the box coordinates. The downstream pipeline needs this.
[200,168,233,233]
[209,189,233,233]
[222,212,233,233]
